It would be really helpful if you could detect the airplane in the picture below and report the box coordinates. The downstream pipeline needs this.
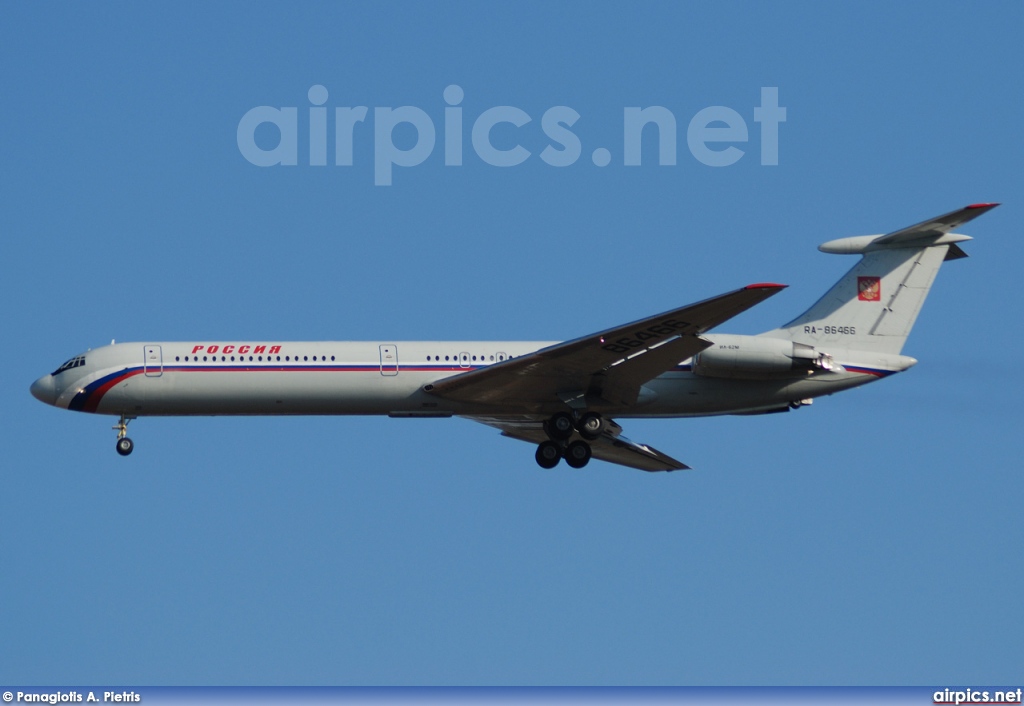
[30,204,997,472]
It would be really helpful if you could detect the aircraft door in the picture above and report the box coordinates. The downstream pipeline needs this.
[379,344,398,376]
[144,345,163,377]
[459,351,471,369]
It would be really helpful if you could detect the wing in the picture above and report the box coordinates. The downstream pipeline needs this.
[470,415,688,472]
[426,283,786,411]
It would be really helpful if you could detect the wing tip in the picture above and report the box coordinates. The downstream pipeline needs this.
[744,282,788,290]
[966,202,1000,210]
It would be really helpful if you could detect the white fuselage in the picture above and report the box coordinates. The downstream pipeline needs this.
[32,336,909,420]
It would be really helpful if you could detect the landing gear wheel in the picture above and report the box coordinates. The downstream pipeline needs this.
[546,412,575,441]
[112,413,135,456]
[577,412,604,440]
[535,441,562,469]
[116,437,134,456]
[564,440,592,468]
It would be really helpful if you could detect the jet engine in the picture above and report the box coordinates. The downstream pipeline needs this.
[692,337,839,380]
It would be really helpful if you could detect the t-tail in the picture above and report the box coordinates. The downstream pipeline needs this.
[761,204,998,355]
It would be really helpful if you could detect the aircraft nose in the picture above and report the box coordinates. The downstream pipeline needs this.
[30,375,57,405]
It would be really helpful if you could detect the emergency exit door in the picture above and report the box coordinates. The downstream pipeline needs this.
[144,345,163,377]
[379,344,398,376]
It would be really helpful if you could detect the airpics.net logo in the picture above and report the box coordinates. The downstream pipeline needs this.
[236,85,786,186]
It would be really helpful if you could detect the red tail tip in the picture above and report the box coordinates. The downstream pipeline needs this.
[967,202,1000,209]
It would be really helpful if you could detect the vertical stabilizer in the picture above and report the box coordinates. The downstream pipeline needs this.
[760,204,996,355]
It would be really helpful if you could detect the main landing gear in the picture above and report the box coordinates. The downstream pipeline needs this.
[113,414,135,456]
[535,412,603,469]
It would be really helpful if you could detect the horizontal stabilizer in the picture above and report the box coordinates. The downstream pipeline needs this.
[819,203,998,254]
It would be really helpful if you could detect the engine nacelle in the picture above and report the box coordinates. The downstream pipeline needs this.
[692,336,838,380]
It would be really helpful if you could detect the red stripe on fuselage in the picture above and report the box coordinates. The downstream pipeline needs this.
[82,369,147,412]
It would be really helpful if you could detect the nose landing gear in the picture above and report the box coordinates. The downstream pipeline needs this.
[113,414,136,456]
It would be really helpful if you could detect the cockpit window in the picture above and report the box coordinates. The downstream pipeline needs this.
[51,356,86,376]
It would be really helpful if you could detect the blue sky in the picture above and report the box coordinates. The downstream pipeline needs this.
[1,1,1022,686]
